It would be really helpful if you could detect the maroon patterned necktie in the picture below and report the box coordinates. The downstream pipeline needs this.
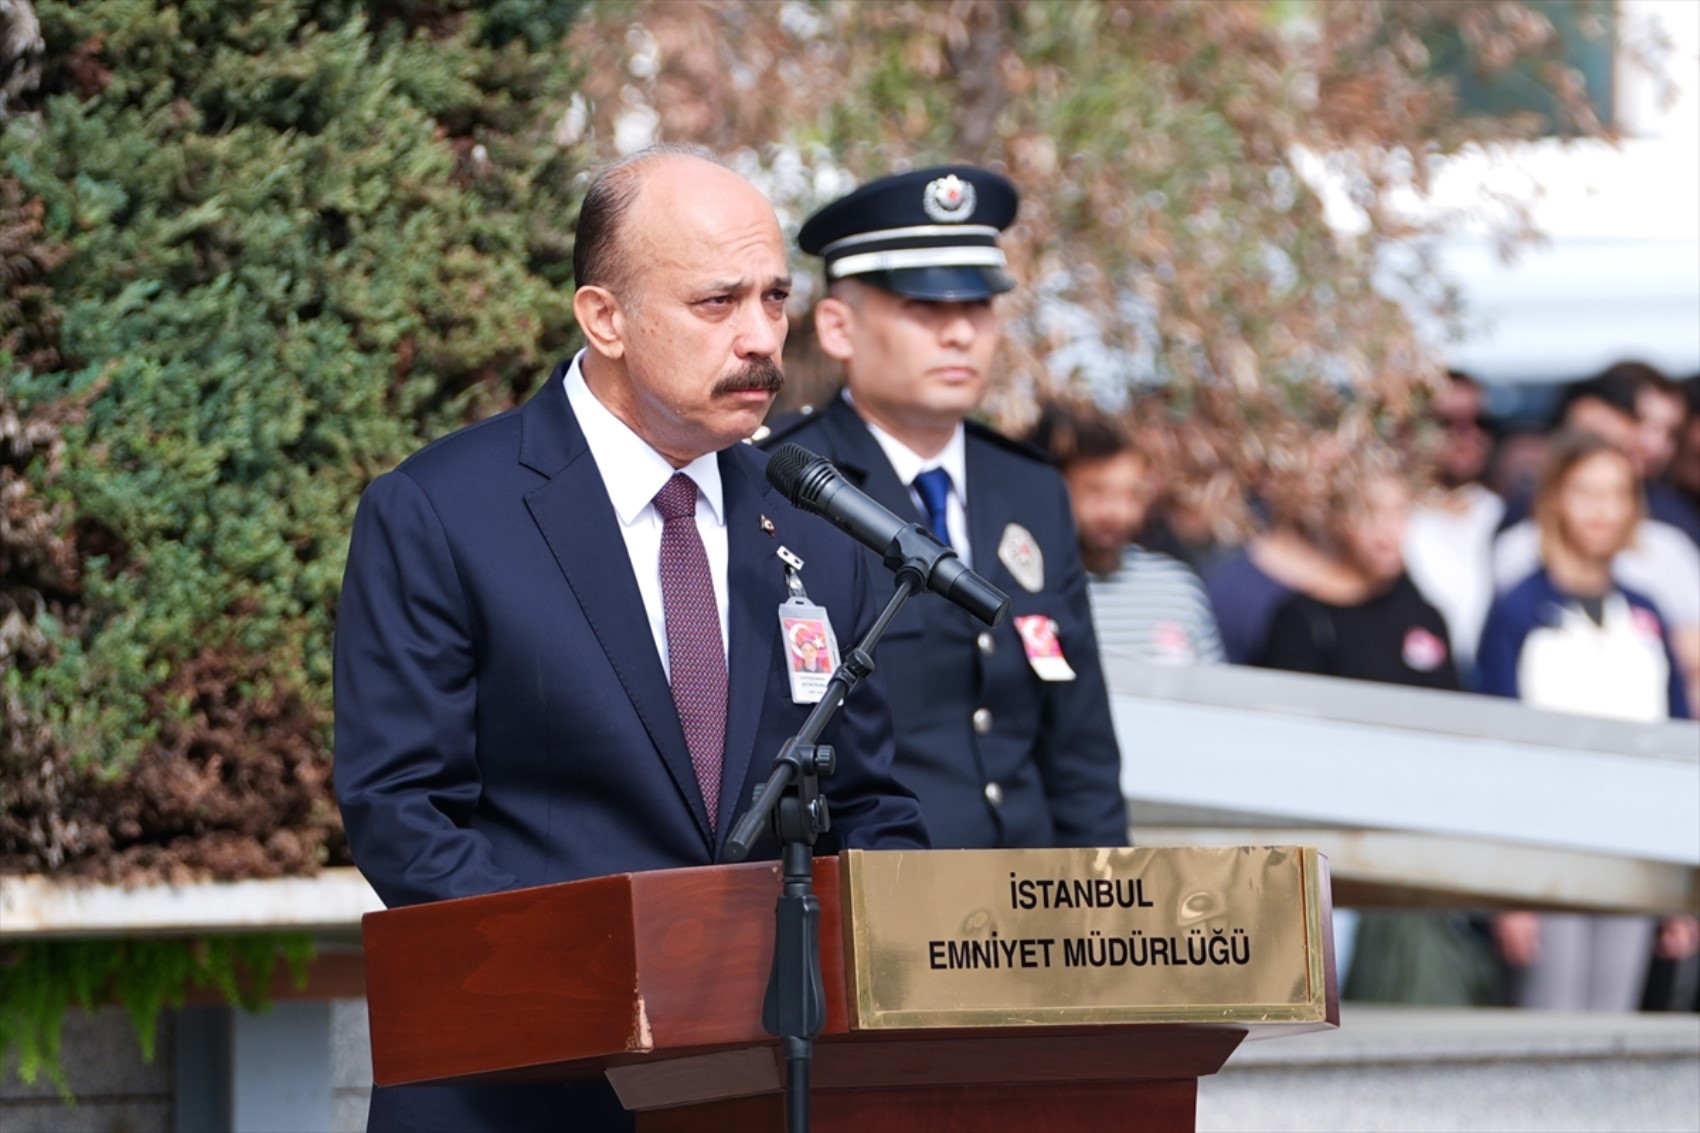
[654,473,727,830]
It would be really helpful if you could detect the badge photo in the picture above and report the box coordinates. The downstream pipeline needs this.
[779,601,841,705]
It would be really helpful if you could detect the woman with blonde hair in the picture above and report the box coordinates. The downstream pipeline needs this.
[1478,429,1692,1011]
[1478,430,1689,720]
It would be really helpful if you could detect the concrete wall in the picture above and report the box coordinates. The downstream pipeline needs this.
[331,1000,372,1133]
[1199,1005,1700,1133]
[0,1001,373,1133]
[1,1007,174,1133]
[10,999,1697,1133]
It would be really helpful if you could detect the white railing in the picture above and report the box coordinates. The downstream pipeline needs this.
[3,659,1694,939]
[1107,656,1700,913]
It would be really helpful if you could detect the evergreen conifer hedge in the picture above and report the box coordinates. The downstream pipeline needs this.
[2,0,589,881]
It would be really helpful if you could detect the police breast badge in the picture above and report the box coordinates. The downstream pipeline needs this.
[997,523,1044,593]
[923,174,977,223]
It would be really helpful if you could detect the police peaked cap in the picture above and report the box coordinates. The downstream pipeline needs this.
[798,165,1019,301]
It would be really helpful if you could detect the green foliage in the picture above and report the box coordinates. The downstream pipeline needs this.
[568,0,1615,531]
[1,0,591,874]
[0,933,314,1101]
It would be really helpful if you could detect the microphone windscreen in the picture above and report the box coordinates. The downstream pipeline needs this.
[764,443,817,504]
[765,443,841,512]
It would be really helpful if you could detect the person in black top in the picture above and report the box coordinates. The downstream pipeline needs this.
[1258,457,1460,691]
[1256,448,1497,1007]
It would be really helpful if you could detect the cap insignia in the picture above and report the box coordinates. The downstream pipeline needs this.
[922,174,977,223]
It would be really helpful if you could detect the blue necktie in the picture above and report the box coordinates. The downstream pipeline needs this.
[912,468,953,546]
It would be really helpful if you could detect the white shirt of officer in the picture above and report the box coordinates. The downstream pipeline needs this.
[851,393,974,567]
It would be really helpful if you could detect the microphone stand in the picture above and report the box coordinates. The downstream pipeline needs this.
[722,527,948,1133]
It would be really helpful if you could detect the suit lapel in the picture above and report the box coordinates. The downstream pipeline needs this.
[820,397,926,522]
[518,373,714,845]
[964,434,1011,590]
[717,448,786,850]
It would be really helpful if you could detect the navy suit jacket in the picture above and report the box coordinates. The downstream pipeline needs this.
[334,362,926,1130]
[763,395,1127,850]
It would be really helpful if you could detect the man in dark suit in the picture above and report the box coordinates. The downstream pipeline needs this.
[761,166,1127,850]
[334,146,927,1132]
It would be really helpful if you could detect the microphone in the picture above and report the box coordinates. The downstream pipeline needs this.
[766,443,1010,627]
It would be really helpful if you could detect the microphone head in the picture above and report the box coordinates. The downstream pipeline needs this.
[765,443,837,510]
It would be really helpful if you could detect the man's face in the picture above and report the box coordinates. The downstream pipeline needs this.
[1064,452,1154,572]
[1432,380,1491,487]
[817,282,999,440]
[1565,398,1639,470]
[1674,414,1700,496]
[594,159,791,464]
[1636,386,1684,479]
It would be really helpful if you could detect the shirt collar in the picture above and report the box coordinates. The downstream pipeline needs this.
[846,392,968,501]
[565,352,724,526]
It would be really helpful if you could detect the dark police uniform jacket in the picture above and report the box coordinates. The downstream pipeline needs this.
[762,394,1128,849]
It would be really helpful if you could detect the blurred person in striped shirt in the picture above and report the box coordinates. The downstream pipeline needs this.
[1027,397,1224,665]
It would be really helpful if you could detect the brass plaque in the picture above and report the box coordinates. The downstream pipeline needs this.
[840,846,1330,1029]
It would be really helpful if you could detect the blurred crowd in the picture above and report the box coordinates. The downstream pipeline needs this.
[1026,359,1700,1015]
[1028,361,1698,713]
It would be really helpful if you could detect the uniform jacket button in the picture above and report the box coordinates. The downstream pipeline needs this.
[972,707,993,734]
[977,632,996,655]
[984,781,1004,806]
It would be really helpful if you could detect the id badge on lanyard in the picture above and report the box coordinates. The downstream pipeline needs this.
[774,545,842,704]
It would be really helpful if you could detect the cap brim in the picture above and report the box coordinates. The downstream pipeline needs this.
[857,265,1015,301]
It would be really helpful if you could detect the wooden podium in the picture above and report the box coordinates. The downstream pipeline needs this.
[363,851,1336,1132]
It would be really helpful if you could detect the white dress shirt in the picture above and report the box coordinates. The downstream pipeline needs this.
[854,396,973,567]
[564,353,730,677]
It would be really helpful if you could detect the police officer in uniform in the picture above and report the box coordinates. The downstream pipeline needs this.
[761,166,1128,849]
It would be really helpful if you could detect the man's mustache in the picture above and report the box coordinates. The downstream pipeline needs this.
[712,357,785,396]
